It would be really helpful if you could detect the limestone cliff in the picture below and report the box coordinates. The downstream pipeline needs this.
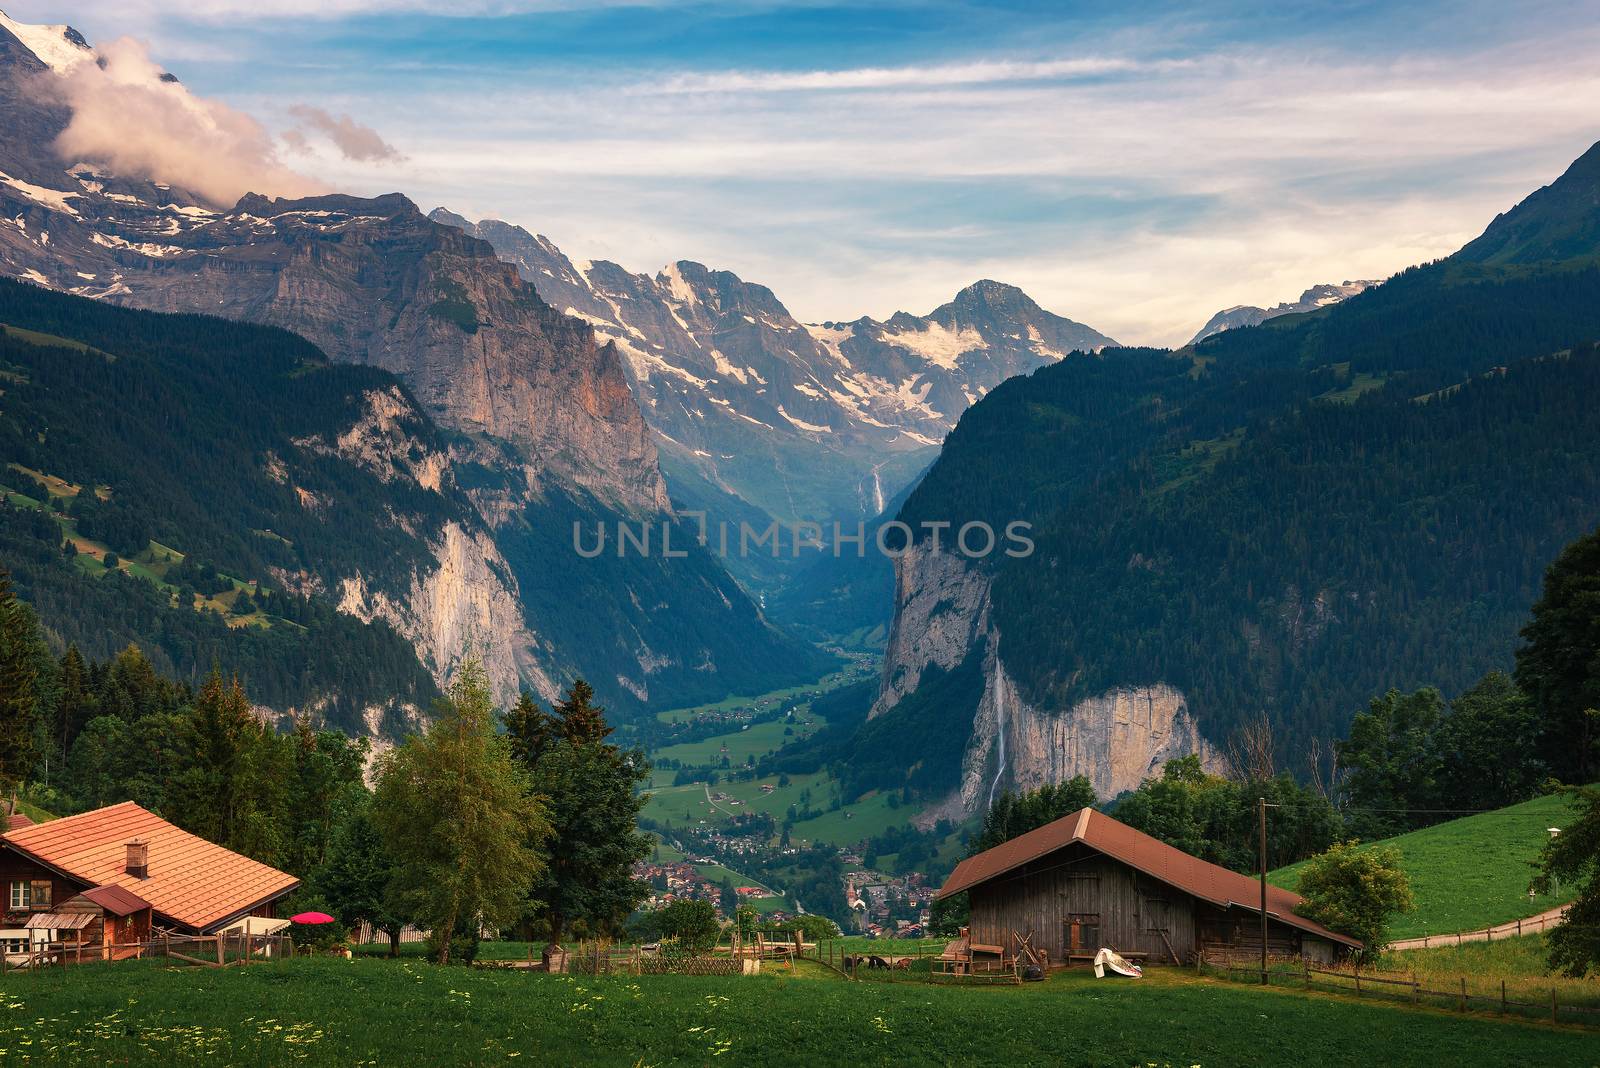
[877,544,1218,817]
[291,384,549,706]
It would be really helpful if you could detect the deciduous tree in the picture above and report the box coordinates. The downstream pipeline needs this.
[373,659,550,964]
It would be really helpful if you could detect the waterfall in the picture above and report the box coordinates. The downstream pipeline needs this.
[986,670,1008,810]
[870,464,885,515]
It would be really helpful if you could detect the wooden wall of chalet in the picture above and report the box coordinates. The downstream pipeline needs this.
[0,852,80,927]
[966,843,1320,964]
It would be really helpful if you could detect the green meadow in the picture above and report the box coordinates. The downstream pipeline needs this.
[0,955,1590,1066]
[1270,793,1579,940]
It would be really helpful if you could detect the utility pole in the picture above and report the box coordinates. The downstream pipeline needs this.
[1258,795,1268,985]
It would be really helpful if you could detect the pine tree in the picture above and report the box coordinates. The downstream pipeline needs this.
[516,679,650,962]
[553,678,611,744]
[55,645,94,761]
[503,689,560,766]
[317,798,406,955]
[1516,525,1600,783]
[0,569,41,788]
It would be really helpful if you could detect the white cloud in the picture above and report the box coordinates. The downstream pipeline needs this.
[49,36,323,206]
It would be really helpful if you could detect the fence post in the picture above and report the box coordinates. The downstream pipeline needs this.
[1458,977,1466,1013]
[1353,967,1360,997]
[1517,918,1521,937]
[1500,979,1506,1014]
[1551,987,1557,1025]
[216,934,225,966]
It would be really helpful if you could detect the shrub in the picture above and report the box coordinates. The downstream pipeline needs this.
[1294,841,1414,960]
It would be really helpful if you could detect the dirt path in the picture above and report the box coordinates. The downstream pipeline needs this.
[1386,903,1569,951]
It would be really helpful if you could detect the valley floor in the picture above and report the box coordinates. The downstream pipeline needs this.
[2,955,1592,1066]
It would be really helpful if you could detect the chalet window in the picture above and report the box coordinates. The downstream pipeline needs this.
[7,882,27,910]
[29,881,50,910]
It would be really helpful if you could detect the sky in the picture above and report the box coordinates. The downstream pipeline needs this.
[10,0,1600,346]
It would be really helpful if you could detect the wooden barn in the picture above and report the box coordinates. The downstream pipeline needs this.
[935,807,1359,967]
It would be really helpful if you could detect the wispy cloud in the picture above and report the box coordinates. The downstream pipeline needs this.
[46,35,323,206]
[653,56,1187,94]
[286,104,405,162]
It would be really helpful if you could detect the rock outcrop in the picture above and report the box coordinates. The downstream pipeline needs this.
[876,543,1219,816]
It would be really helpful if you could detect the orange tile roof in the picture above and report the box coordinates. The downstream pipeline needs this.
[3,802,298,932]
[936,806,1360,948]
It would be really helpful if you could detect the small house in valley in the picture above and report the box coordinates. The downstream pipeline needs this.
[934,807,1358,968]
[0,801,299,962]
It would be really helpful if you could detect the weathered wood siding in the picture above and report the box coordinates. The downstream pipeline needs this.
[967,843,1197,963]
[968,843,1321,964]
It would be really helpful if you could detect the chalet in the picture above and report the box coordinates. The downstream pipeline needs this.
[935,807,1359,967]
[0,801,299,961]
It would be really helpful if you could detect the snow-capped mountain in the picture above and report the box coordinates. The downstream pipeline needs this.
[1189,280,1377,344]
[0,11,826,720]
[431,211,1116,528]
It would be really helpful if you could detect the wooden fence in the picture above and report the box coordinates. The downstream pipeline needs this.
[1197,950,1600,1028]
[3,931,294,973]
[1393,910,1565,951]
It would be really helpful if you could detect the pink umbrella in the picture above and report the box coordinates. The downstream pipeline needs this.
[290,911,336,925]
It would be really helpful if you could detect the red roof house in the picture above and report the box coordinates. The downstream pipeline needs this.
[1,801,299,934]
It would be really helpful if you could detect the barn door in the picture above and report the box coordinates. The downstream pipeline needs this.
[1065,913,1100,955]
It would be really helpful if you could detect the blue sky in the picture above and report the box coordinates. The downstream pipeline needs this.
[14,1,1600,344]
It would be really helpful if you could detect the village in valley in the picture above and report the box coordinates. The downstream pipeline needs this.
[1,1,1600,1065]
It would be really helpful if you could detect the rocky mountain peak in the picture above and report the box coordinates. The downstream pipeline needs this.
[1190,279,1378,344]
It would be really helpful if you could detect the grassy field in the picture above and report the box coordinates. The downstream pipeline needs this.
[642,661,940,852]
[1270,793,1578,939]
[1385,934,1600,1015]
[0,955,1591,1065]
[652,717,821,769]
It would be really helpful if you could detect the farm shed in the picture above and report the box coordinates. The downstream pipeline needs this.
[1,801,299,942]
[935,808,1359,966]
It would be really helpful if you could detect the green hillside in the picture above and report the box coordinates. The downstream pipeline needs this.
[889,291,1600,789]
[0,278,446,728]
[1270,793,1579,940]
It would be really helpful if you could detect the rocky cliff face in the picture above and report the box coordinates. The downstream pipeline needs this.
[292,383,547,706]
[432,211,1116,534]
[876,543,1217,815]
